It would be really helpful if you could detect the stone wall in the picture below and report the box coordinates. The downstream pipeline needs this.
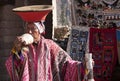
[0,5,24,81]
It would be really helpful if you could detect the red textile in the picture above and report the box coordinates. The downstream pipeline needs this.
[5,37,53,81]
[89,28,118,81]
[5,36,85,81]
[5,56,13,80]
[64,60,84,81]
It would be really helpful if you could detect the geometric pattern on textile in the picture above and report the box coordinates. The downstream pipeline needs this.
[89,28,118,81]
[67,26,90,61]
[5,56,13,81]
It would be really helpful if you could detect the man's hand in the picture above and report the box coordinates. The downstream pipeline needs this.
[14,36,24,52]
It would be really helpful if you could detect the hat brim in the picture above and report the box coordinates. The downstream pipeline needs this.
[12,5,53,22]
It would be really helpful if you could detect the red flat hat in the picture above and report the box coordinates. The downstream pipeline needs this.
[12,5,53,22]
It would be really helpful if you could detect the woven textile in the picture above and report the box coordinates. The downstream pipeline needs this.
[89,28,118,81]
[5,56,13,80]
[5,36,85,81]
[64,60,85,81]
[67,26,90,61]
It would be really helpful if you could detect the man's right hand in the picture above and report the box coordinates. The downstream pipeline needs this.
[14,36,24,52]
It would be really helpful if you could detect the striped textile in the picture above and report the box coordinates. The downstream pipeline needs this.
[5,56,13,80]
[5,36,85,81]
[64,60,84,81]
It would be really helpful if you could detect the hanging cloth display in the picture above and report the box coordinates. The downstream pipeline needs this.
[89,28,118,81]
[67,26,90,61]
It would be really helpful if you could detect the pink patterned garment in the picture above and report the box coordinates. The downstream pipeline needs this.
[64,60,85,81]
[5,56,13,80]
[5,36,85,81]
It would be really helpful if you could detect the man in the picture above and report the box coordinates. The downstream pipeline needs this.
[5,5,94,81]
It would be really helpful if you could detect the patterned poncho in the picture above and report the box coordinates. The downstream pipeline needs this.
[5,36,85,81]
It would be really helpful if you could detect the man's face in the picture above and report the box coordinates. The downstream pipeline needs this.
[25,23,40,42]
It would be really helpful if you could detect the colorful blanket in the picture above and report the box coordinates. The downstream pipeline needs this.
[67,26,90,61]
[89,28,118,81]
